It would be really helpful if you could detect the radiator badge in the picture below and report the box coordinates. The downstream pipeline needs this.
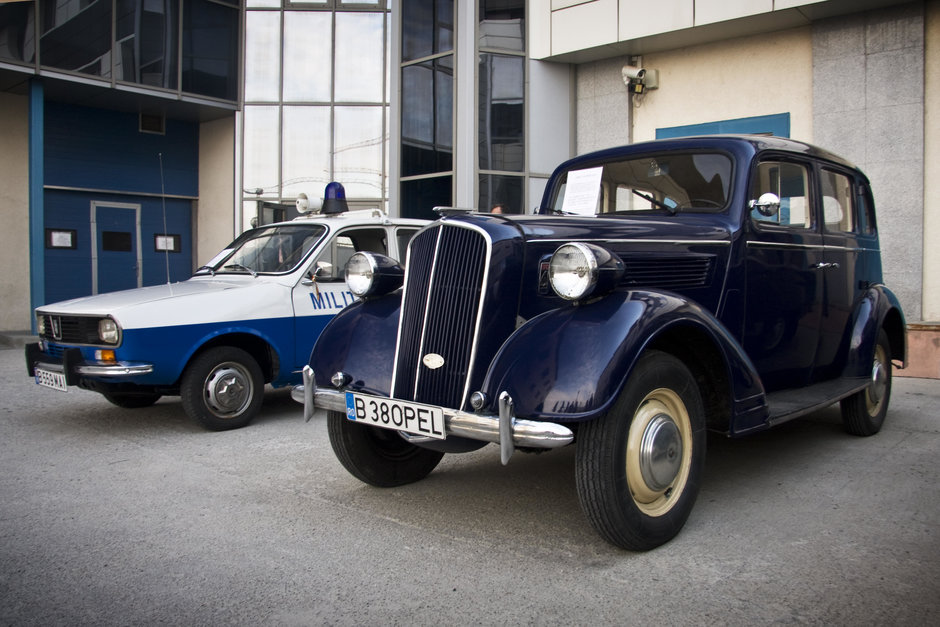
[422,353,445,369]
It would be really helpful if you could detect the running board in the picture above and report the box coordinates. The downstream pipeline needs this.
[766,376,869,427]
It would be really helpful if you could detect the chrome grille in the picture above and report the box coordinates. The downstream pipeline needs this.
[393,223,488,410]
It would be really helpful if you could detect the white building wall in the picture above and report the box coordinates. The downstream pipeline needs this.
[0,93,32,331]
[196,116,237,269]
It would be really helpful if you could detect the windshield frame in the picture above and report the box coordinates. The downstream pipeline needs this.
[194,224,328,277]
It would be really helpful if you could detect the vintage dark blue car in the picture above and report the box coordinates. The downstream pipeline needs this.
[294,135,906,550]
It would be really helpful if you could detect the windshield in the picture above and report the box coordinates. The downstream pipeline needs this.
[196,224,327,276]
[548,152,733,216]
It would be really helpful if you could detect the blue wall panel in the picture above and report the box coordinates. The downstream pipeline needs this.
[44,102,198,197]
[656,113,791,140]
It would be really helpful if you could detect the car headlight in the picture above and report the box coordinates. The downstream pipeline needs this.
[549,243,624,301]
[345,252,405,298]
[36,314,46,336]
[98,318,121,345]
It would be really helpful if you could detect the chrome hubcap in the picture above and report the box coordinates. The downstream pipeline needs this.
[866,344,888,415]
[639,414,682,491]
[205,364,252,417]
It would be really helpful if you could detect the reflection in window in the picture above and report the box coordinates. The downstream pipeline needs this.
[401,176,451,221]
[821,170,855,233]
[479,0,524,51]
[282,106,331,199]
[181,0,240,101]
[335,107,384,197]
[479,53,523,172]
[751,161,811,227]
[39,0,113,77]
[245,10,280,102]
[115,0,179,89]
[402,0,453,62]
[335,12,384,103]
[243,106,281,198]
[401,58,453,177]
[479,174,523,215]
[283,11,331,102]
[0,1,35,64]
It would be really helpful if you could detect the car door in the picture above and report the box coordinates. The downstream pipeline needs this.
[290,226,391,370]
[743,158,824,392]
[812,166,867,381]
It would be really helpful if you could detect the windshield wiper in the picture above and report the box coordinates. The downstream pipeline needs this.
[632,189,677,215]
[223,263,258,277]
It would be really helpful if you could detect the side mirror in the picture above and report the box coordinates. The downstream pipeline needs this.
[749,192,781,217]
[301,263,329,286]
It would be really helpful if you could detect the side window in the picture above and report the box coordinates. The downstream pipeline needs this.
[857,185,877,235]
[750,161,812,228]
[396,228,420,262]
[313,228,388,281]
[821,169,855,233]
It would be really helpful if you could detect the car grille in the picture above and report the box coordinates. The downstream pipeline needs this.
[622,256,714,289]
[393,223,488,410]
[39,315,102,345]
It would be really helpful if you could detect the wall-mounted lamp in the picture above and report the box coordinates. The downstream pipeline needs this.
[622,65,659,94]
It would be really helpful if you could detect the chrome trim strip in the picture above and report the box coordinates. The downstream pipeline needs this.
[746,241,878,253]
[75,363,153,376]
[452,221,494,409]
[302,372,574,455]
[538,238,731,246]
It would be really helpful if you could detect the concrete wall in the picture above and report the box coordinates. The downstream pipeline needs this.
[0,93,32,331]
[813,2,925,322]
[924,0,939,321]
[195,116,237,268]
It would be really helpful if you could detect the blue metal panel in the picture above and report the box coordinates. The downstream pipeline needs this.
[29,80,45,325]
[656,113,790,139]
[44,102,198,197]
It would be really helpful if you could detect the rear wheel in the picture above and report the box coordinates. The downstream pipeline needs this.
[180,347,264,431]
[840,329,892,436]
[576,350,706,551]
[327,410,444,487]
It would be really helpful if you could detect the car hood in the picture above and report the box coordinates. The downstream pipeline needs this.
[36,277,294,329]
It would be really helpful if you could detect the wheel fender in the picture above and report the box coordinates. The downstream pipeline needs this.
[482,290,766,424]
[308,294,402,396]
[842,285,907,377]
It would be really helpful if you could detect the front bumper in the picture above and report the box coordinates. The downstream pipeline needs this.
[25,342,154,385]
[292,365,574,464]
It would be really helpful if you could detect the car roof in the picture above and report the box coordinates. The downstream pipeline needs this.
[258,208,428,229]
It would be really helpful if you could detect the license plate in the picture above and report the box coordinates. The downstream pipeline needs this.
[35,367,68,392]
[345,392,446,440]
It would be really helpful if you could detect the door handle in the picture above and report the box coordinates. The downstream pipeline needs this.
[812,262,840,269]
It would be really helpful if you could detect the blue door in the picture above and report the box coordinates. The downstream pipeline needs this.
[92,202,141,294]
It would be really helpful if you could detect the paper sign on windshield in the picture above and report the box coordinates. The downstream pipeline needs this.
[561,167,603,216]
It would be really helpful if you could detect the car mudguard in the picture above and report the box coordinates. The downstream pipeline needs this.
[308,294,402,397]
[842,284,907,377]
[480,289,767,429]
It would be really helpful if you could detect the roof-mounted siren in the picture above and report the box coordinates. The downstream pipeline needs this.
[322,181,349,215]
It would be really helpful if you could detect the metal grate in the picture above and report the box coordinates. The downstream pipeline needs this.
[39,315,102,345]
[394,224,488,410]
[622,256,714,289]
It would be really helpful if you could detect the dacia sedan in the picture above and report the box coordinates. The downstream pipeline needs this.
[295,136,906,550]
[26,206,426,430]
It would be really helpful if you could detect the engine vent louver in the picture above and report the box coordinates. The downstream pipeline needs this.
[622,256,714,289]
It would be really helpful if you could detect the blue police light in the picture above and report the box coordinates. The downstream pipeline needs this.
[322,181,349,214]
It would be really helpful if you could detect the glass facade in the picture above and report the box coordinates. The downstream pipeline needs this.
[0,0,240,102]
[399,0,454,220]
[241,1,390,227]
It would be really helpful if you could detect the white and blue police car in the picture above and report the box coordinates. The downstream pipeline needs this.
[25,187,426,430]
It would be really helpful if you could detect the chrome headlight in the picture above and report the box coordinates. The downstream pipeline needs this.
[36,314,46,336]
[549,243,624,301]
[98,318,121,345]
[345,252,405,298]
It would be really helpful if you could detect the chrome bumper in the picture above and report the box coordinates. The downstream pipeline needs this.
[293,366,574,465]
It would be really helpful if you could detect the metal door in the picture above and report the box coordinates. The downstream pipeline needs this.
[91,202,142,294]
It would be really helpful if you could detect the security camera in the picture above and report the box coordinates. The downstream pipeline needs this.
[622,65,646,82]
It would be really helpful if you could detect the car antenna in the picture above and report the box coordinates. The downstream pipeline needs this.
[159,152,171,286]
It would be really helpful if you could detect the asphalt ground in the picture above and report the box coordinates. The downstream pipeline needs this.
[1,345,938,625]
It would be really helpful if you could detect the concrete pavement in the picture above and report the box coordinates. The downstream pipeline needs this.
[1,345,938,625]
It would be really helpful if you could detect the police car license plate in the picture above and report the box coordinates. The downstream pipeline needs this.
[35,367,68,392]
[345,392,446,440]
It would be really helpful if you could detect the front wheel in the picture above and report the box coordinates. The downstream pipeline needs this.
[180,347,264,431]
[575,350,706,551]
[327,410,444,487]
[840,329,892,436]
